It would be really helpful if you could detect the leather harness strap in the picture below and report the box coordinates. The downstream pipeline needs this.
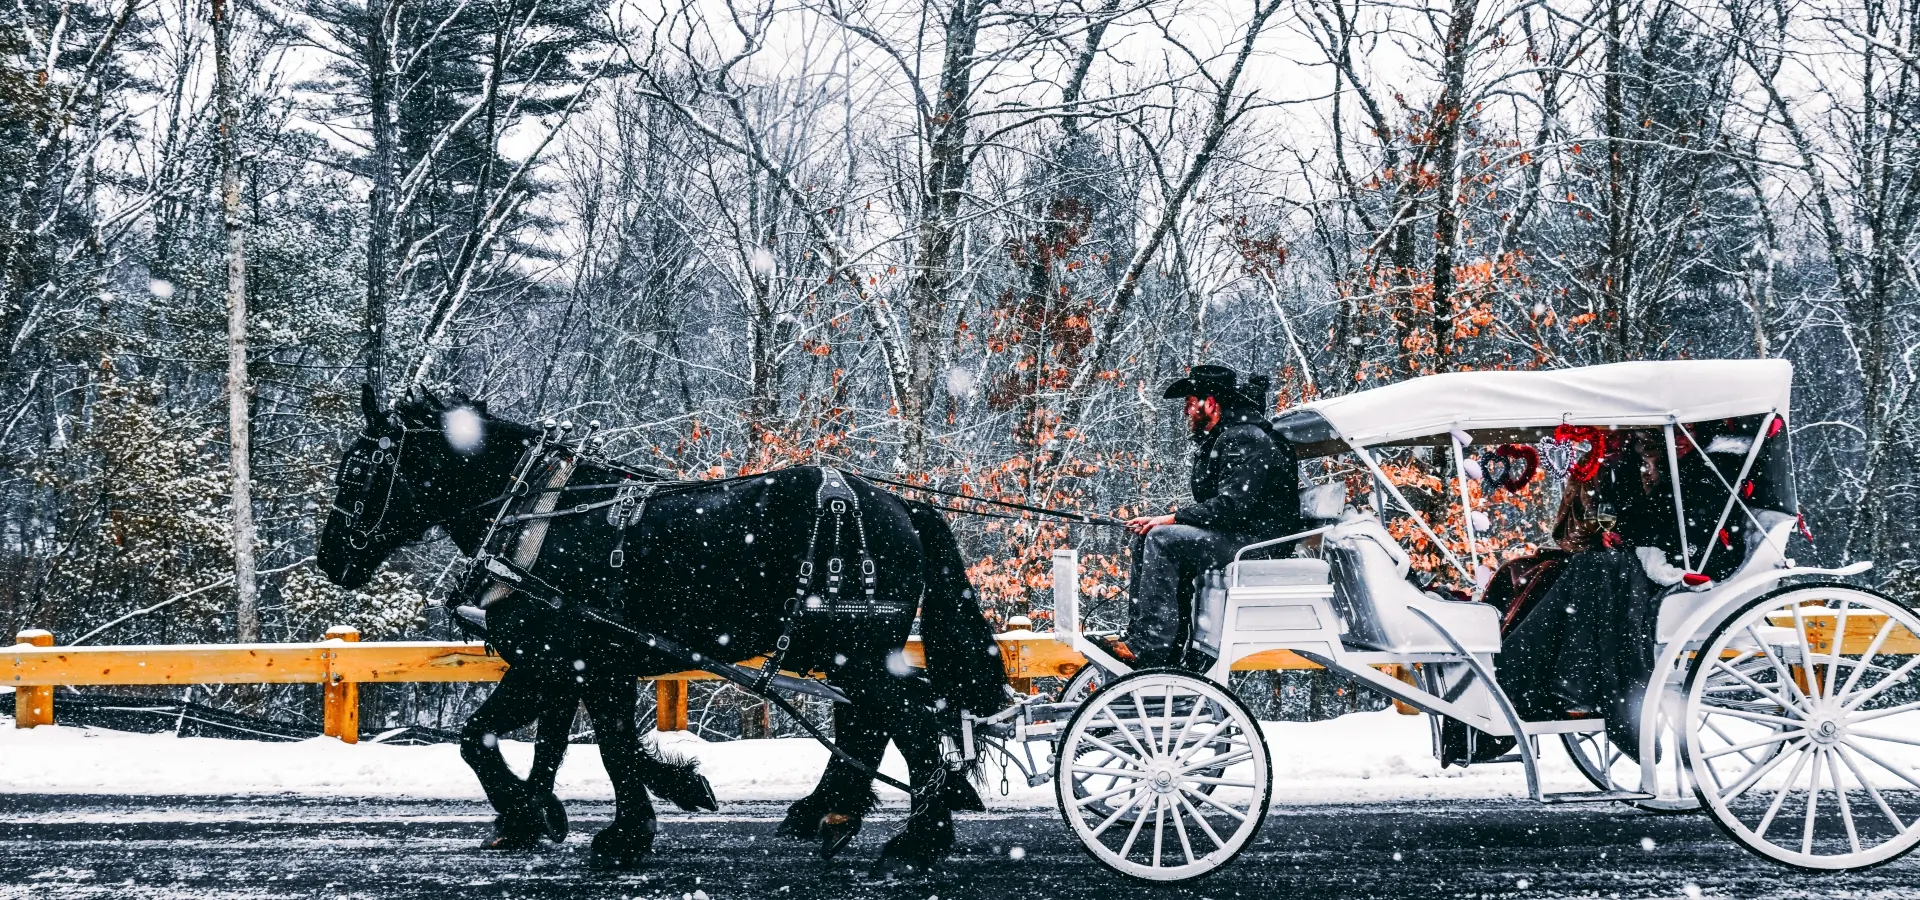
[478,453,578,608]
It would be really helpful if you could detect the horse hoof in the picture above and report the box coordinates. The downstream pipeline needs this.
[868,852,929,878]
[661,772,718,813]
[539,792,569,843]
[777,800,824,838]
[588,820,656,869]
[482,813,549,851]
[818,813,862,859]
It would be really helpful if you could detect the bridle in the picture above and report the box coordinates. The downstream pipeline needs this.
[332,426,414,552]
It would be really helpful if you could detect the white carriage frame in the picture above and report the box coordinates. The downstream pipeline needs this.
[964,360,1868,806]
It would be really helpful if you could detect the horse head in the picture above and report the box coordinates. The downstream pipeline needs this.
[317,383,497,588]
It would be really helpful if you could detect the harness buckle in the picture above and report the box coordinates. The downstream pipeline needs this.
[799,561,813,577]
[776,635,791,651]
[609,548,625,568]
[828,557,843,574]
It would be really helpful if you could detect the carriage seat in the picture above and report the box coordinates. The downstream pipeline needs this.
[1321,512,1501,654]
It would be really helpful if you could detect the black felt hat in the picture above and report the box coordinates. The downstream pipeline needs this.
[1162,364,1240,400]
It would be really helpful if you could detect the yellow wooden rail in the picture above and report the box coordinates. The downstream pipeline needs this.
[15,614,1909,742]
[8,627,1335,742]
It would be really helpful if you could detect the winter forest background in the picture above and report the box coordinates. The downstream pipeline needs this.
[4,0,1919,736]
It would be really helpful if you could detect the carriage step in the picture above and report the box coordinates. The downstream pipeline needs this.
[1539,790,1654,804]
[1518,718,1608,735]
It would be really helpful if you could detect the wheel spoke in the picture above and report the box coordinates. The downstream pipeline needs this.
[1710,658,1802,716]
[1116,792,1153,860]
[1100,706,1157,763]
[1088,786,1150,839]
[1753,743,1814,840]
[1071,763,1147,780]
[1847,698,1920,726]
[1843,654,1920,712]
[1717,736,1806,807]
[1180,783,1249,822]
[1081,723,1148,768]
[1747,623,1814,708]
[1151,795,1166,868]
[1835,744,1911,834]
[1185,749,1253,774]
[1134,690,1157,756]
[1072,779,1146,809]
[1827,601,1851,702]
[1703,729,1795,761]
[1793,604,1824,705]
[1826,745,1860,855]
[1801,747,1824,855]
[1839,738,1920,791]
[1176,790,1228,850]
[1700,704,1803,729]
[1835,618,1898,701]
[1182,774,1260,788]
[1847,728,1920,748]
[1169,790,1198,866]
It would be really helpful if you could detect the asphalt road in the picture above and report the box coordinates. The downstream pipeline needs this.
[1,795,1915,900]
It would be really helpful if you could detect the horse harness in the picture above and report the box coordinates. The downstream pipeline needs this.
[445,428,902,691]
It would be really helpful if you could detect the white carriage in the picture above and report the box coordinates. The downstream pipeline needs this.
[960,360,1920,881]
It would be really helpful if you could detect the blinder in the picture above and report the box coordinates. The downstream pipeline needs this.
[333,429,410,550]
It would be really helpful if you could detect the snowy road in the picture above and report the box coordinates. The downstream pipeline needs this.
[2,795,1915,899]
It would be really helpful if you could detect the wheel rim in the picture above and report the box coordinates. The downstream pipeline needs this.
[1684,586,1920,869]
[1055,672,1270,881]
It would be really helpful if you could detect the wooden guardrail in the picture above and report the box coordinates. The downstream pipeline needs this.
[15,614,1910,742]
[7,626,1337,742]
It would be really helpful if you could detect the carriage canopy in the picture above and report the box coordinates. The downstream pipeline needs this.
[1272,359,1793,456]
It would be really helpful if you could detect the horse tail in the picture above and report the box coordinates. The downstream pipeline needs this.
[904,500,1010,719]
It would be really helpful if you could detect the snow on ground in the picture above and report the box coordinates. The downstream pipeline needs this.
[0,710,1593,806]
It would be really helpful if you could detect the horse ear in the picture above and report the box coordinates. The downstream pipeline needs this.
[360,384,381,424]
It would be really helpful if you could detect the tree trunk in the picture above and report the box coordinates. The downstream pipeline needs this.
[899,0,985,471]
[211,0,257,642]
[363,0,400,400]
[1424,0,1480,370]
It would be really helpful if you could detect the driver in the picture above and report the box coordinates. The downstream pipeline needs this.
[1098,365,1301,668]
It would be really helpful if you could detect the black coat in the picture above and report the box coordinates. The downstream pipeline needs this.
[1172,412,1301,539]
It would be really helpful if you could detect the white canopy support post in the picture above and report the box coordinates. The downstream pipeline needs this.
[1664,422,1693,570]
[1683,414,1778,574]
[1448,435,1481,571]
[1051,549,1079,644]
[1353,445,1473,580]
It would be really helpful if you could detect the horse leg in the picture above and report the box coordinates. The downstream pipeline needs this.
[850,672,957,873]
[526,688,578,842]
[460,666,552,850]
[777,700,886,856]
[579,676,658,868]
[633,733,718,812]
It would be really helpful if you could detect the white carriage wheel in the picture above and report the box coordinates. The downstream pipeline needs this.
[1561,663,1704,813]
[1058,664,1109,704]
[1682,584,1920,870]
[1055,670,1271,882]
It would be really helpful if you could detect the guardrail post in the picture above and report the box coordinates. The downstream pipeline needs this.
[13,630,54,728]
[656,679,688,732]
[322,626,360,743]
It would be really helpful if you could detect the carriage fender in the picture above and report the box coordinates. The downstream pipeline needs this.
[1652,561,1873,648]
[1636,560,1871,794]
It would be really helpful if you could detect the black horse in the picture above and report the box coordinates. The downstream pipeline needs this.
[316,387,1009,870]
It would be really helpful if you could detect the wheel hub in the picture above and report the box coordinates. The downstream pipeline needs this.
[1147,762,1179,794]
[1808,714,1844,746]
